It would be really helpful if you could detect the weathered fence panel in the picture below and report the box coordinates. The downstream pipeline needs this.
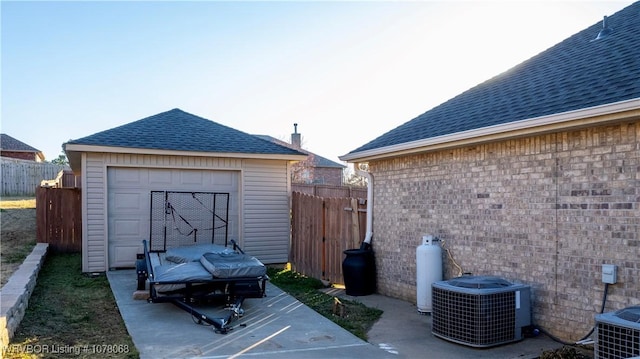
[290,192,324,280]
[323,197,366,285]
[1,158,66,196]
[36,186,82,253]
[290,191,367,285]
[292,183,367,199]
[40,169,80,188]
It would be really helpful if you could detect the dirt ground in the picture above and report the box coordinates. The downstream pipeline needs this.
[1,205,37,287]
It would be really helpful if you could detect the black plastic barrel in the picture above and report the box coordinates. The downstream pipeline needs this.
[342,248,376,296]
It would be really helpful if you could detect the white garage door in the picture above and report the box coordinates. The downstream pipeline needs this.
[107,167,239,268]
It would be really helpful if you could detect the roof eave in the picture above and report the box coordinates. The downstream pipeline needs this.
[64,144,307,172]
[340,98,640,163]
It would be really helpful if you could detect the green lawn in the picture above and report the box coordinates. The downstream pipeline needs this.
[8,254,138,359]
[6,254,381,359]
[267,267,382,341]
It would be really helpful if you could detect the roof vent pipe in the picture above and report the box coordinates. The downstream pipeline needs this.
[354,163,373,249]
[291,123,301,148]
[592,16,612,41]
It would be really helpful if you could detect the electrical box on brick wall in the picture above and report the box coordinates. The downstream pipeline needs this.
[602,264,617,284]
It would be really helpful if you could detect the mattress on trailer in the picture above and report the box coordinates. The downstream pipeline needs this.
[165,243,235,263]
[152,261,214,293]
[154,261,213,282]
[200,252,266,279]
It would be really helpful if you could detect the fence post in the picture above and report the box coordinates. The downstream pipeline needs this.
[350,198,360,246]
[322,199,326,280]
[36,186,48,243]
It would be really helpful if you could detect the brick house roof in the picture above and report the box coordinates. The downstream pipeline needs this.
[254,135,345,169]
[345,2,640,158]
[0,133,45,161]
[65,108,305,156]
[0,134,40,152]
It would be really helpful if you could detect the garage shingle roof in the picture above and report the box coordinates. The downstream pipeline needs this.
[346,2,640,156]
[66,109,305,156]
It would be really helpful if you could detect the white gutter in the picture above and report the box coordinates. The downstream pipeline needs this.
[340,98,640,162]
[63,143,308,161]
[355,163,373,246]
[64,143,308,172]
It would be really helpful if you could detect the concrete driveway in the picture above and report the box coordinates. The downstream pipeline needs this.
[108,270,564,359]
[107,270,396,359]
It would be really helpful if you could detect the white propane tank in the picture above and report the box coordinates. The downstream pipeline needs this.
[416,235,443,314]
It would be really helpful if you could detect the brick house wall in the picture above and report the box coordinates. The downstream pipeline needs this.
[292,162,343,185]
[311,167,342,185]
[1,151,37,161]
[369,121,639,340]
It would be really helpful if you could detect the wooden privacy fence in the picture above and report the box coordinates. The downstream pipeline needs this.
[290,191,367,285]
[36,186,82,253]
[292,183,367,199]
[1,158,67,196]
[40,169,81,188]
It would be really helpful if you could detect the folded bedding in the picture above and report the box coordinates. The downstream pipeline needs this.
[200,252,266,278]
[152,244,266,282]
[153,261,213,283]
[165,243,235,263]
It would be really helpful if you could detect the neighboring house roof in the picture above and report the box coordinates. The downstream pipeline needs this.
[342,2,640,161]
[254,135,346,169]
[65,108,304,168]
[0,133,45,161]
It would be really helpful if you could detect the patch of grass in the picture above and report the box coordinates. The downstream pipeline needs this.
[0,198,36,209]
[267,267,383,341]
[540,345,593,359]
[1,239,37,264]
[8,254,138,359]
[1,206,38,287]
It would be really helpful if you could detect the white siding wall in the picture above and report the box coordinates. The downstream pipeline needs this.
[242,159,291,263]
[81,152,291,272]
[83,154,107,272]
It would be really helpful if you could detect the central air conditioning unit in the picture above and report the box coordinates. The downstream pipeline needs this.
[431,275,531,348]
[595,306,640,359]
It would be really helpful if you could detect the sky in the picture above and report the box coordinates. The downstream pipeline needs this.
[1,1,636,165]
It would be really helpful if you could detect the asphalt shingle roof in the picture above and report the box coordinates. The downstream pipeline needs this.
[66,109,305,156]
[347,2,640,155]
[0,134,41,152]
[254,135,345,168]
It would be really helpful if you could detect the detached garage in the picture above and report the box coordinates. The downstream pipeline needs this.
[65,109,306,272]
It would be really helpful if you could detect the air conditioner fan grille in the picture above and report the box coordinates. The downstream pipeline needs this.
[614,306,640,323]
[432,286,516,346]
[446,276,512,289]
